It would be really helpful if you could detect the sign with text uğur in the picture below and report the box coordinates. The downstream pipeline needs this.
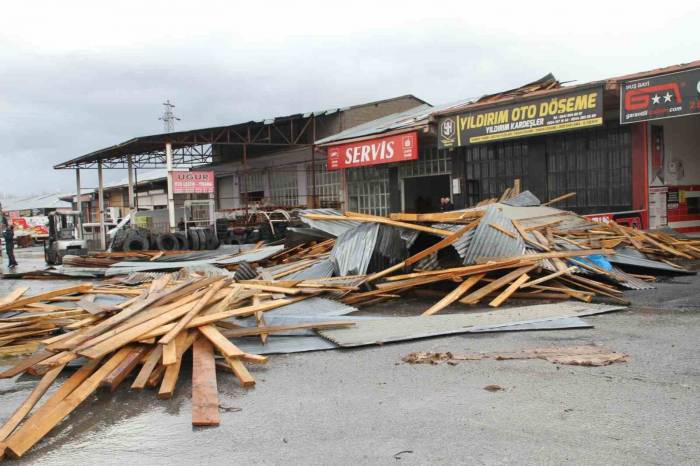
[620,68,700,124]
[171,170,215,194]
[438,86,604,148]
[326,131,418,170]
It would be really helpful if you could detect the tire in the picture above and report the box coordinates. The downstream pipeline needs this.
[234,261,257,281]
[173,232,188,250]
[187,229,200,251]
[123,231,149,251]
[110,228,129,252]
[204,229,219,250]
[196,229,207,250]
[155,233,178,251]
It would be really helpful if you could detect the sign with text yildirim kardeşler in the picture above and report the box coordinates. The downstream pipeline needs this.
[438,85,604,148]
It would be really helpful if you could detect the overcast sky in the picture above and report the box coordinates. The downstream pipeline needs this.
[1,1,699,197]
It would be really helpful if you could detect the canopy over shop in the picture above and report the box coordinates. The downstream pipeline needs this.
[54,95,427,249]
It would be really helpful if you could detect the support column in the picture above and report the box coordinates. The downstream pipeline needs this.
[166,142,176,231]
[97,161,106,250]
[75,168,82,239]
[127,155,135,217]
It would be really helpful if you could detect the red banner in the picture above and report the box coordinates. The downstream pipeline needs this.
[327,132,418,170]
[171,171,215,194]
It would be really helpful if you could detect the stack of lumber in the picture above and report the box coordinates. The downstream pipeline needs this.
[0,275,353,459]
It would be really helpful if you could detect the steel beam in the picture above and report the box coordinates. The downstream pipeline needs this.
[166,141,176,232]
[97,161,106,250]
[75,168,82,239]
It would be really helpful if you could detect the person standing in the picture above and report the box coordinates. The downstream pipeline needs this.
[3,224,18,268]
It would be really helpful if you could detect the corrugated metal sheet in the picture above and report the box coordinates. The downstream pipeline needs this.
[330,223,408,276]
[608,248,695,274]
[431,223,475,260]
[611,266,656,290]
[502,191,541,207]
[283,259,335,280]
[300,208,362,237]
[319,302,625,347]
[463,205,526,264]
[215,245,286,265]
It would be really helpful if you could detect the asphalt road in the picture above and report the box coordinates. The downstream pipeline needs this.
[1,248,699,465]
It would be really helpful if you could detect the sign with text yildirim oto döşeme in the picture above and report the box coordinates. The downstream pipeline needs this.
[438,86,604,148]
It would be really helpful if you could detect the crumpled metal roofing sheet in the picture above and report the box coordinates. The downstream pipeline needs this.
[608,247,695,274]
[331,222,380,276]
[319,302,625,347]
[462,205,525,264]
[300,208,362,237]
[330,223,408,276]
[501,190,541,207]
[214,245,285,265]
[283,259,335,280]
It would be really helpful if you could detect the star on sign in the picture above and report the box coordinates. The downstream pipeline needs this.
[663,92,673,102]
[651,94,661,104]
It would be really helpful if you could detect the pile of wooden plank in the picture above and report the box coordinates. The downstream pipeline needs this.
[0,275,353,459]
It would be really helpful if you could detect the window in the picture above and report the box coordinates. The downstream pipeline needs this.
[307,160,341,208]
[347,166,390,216]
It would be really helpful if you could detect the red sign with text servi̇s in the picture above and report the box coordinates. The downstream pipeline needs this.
[326,131,418,170]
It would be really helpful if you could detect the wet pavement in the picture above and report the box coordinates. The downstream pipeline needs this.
[1,249,699,465]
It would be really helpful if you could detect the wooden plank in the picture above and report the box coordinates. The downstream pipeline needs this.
[423,273,486,316]
[489,223,517,239]
[220,321,355,338]
[304,213,454,237]
[488,274,530,307]
[157,332,196,400]
[0,287,29,307]
[191,338,220,426]
[225,357,255,387]
[131,345,163,390]
[136,297,305,339]
[158,279,229,346]
[476,249,612,263]
[542,192,576,206]
[0,285,92,313]
[519,267,576,289]
[100,346,147,392]
[162,338,178,365]
[0,363,65,442]
[76,294,207,360]
[0,350,53,379]
[198,324,244,358]
[4,349,130,459]
[460,265,537,305]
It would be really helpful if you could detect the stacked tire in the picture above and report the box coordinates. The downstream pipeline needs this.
[111,227,219,252]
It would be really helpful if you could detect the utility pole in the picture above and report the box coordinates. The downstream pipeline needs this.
[160,100,180,232]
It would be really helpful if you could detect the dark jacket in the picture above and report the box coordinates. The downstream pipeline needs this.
[3,228,14,247]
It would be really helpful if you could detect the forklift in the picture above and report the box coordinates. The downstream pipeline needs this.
[44,211,89,265]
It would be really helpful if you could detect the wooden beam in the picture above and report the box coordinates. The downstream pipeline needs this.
[198,325,245,358]
[542,192,576,206]
[0,285,92,313]
[100,346,147,392]
[191,338,220,426]
[0,363,65,442]
[303,213,454,237]
[158,279,229,346]
[488,273,530,307]
[131,345,163,390]
[423,273,486,316]
[460,265,536,305]
[225,357,255,387]
[3,349,129,459]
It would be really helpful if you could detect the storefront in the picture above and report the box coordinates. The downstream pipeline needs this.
[618,65,700,232]
[436,78,649,227]
[320,126,454,216]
